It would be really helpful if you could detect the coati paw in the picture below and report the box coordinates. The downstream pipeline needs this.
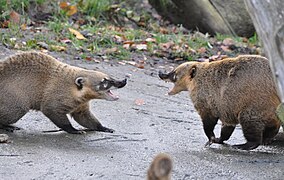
[213,138,224,144]
[0,125,21,132]
[232,142,260,150]
[68,130,86,134]
[86,126,114,133]
[205,136,218,146]
[262,138,273,145]
[98,126,114,133]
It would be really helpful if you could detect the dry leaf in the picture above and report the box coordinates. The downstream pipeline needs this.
[67,5,77,16]
[112,35,124,43]
[222,38,234,46]
[220,45,231,52]
[134,44,147,50]
[68,28,86,40]
[59,2,69,9]
[160,41,174,51]
[20,24,27,30]
[145,38,156,43]
[104,47,119,54]
[85,56,92,61]
[197,47,206,54]
[0,20,9,28]
[9,10,21,24]
[60,38,72,44]
[50,45,66,51]
[123,43,131,49]
[135,99,145,105]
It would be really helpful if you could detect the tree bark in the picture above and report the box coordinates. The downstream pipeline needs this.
[245,0,284,103]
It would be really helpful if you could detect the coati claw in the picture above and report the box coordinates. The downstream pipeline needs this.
[0,125,21,132]
[98,126,114,133]
[232,142,260,150]
[204,140,213,147]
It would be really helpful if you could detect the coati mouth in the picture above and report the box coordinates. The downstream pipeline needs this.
[158,70,178,95]
[98,78,127,101]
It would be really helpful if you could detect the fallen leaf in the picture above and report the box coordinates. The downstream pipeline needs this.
[104,47,119,54]
[9,10,21,24]
[20,24,27,30]
[69,28,86,40]
[133,44,147,50]
[59,2,69,9]
[220,45,231,52]
[67,5,77,16]
[135,99,145,105]
[123,43,131,49]
[197,47,206,54]
[136,60,145,69]
[160,41,174,51]
[222,38,234,46]
[50,45,66,51]
[145,37,156,43]
[112,35,124,43]
[0,20,9,28]
[60,38,72,44]
[85,56,92,61]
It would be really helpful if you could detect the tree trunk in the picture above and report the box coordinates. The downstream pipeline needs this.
[245,1,284,103]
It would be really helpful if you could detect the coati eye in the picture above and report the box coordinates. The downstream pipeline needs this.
[172,74,177,82]
[98,78,112,90]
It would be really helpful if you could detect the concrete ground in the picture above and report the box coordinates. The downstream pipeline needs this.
[1,48,284,180]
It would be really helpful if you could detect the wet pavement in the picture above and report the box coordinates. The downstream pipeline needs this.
[1,49,284,179]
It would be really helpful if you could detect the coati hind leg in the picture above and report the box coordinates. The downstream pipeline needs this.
[262,124,280,145]
[233,112,263,150]
[71,103,114,133]
[0,108,26,132]
[214,125,235,144]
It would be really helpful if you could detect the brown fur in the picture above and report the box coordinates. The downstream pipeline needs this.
[159,55,281,150]
[147,153,172,180]
[0,51,126,134]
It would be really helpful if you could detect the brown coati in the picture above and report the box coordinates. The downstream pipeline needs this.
[159,55,281,150]
[0,51,127,134]
[147,153,172,180]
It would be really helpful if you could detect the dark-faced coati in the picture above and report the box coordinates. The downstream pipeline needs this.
[147,153,172,180]
[0,51,127,134]
[159,55,281,150]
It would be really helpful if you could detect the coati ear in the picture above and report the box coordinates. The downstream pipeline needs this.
[189,65,197,79]
[75,77,85,90]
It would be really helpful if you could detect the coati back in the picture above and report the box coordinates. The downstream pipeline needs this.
[147,153,172,180]
[0,51,127,134]
[159,55,281,150]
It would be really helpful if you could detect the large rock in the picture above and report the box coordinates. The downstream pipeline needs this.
[149,0,255,37]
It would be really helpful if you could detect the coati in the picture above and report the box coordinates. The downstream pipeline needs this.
[159,55,281,150]
[0,51,127,134]
[147,153,172,180]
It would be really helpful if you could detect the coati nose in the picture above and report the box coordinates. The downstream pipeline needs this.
[158,71,170,80]
[114,78,127,88]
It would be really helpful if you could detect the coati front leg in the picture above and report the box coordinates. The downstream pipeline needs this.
[41,108,84,134]
[214,125,236,144]
[201,113,218,146]
[71,103,114,133]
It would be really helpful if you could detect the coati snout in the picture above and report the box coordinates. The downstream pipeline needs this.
[0,51,127,134]
[159,62,197,95]
[75,76,127,101]
[159,56,281,150]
